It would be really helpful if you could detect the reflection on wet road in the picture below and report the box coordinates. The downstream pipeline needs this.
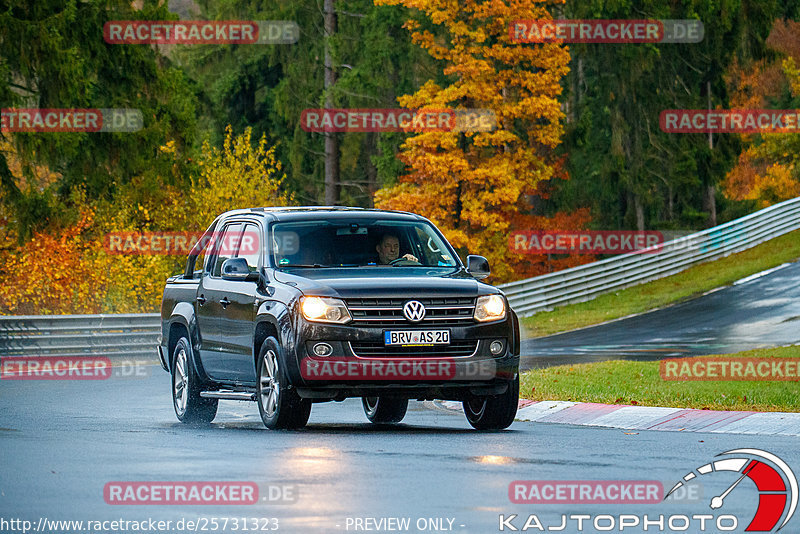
[2,370,798,533]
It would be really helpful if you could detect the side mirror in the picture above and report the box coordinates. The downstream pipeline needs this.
[221,258,258,281]
[466,255,490,280]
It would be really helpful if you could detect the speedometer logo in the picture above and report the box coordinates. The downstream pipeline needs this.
[666,449,798,531]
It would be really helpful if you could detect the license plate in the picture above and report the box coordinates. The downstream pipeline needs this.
[384,330,450,346]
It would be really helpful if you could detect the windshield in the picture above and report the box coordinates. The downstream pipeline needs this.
[270,219,459,268]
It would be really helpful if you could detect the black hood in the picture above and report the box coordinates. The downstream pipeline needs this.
[273,267,495,299]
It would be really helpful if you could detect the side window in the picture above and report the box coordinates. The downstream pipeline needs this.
[211,223,243,277]
[413,225,456,266]
[202,245,212,274]
[186,224,217,278]
[189,236,210,278]
[412,226,434,265]
[238,223,261,272]
[195,241,209,277]
[198,231,215,275]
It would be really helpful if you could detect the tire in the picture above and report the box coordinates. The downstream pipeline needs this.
[171,337,218,424]
[257,337,312,429]
[362,397,408,424]
[462,375,519,430]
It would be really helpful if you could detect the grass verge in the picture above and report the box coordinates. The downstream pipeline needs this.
[519,346,800,412]
[519,229,800,338]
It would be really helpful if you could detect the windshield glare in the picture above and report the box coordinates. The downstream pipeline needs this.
[271,220,458,268]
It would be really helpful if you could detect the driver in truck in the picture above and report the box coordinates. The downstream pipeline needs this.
[376,233,418,264]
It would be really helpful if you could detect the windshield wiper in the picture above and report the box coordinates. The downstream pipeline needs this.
[278,264,329,268]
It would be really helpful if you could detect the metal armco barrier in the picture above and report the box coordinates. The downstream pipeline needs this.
[500,196,800,316]
[0,313,160,359]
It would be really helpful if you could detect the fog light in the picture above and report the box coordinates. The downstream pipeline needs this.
[313,343,333,357]
[490,341,504,355]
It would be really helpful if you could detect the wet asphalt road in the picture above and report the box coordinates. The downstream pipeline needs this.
[3,262,800,533]
[1,368,799,533]
[520,261,800,370]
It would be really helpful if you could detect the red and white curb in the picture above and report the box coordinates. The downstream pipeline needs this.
[436,400,800,435]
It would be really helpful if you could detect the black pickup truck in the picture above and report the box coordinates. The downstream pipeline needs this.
[157,207,521,430]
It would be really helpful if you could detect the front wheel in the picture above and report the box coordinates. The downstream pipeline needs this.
[362,397,408,424]
[463,376,518,430]
[257,337,311,429]
[171,337,218,424]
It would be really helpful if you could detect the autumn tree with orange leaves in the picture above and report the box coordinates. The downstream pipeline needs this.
[372,0,590,282]
[723,20,800,208]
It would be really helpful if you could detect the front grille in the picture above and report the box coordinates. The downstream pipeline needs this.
[345,297,475,327]
[349,340,479,358]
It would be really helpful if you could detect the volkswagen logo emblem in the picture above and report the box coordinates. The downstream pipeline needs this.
[403,300,426,322]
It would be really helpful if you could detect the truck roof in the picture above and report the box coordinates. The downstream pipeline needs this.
[219,206,425,222]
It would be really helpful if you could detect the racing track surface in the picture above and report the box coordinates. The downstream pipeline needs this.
[520,261,800,370]
[1,368,799,533]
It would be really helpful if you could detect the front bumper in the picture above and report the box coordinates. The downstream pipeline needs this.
[295,379,513,401]
[286,316,519,400]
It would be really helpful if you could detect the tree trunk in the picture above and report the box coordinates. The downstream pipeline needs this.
[705,81,717,226]
[364,132,378,206]
[634,195,645,231]
[705,185,717,227]
[323,0,339,205]
[668,187,674,221]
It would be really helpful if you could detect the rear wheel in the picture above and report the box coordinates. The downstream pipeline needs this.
[171,337,218,424]
[257,337,311,429]
[362,397,408,424]
[463,376,518,430]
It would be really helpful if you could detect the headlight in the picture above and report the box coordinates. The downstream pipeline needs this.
[474,294,506,322]
[300,296,352,324]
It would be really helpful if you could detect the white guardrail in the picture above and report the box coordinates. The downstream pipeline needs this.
[0,314,160,358]
[499,196,800,317]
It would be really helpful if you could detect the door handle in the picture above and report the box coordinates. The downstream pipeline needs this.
[220,297,230,309]
[196,294,206,306]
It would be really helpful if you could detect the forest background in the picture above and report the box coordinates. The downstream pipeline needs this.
[1,0,799,314]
